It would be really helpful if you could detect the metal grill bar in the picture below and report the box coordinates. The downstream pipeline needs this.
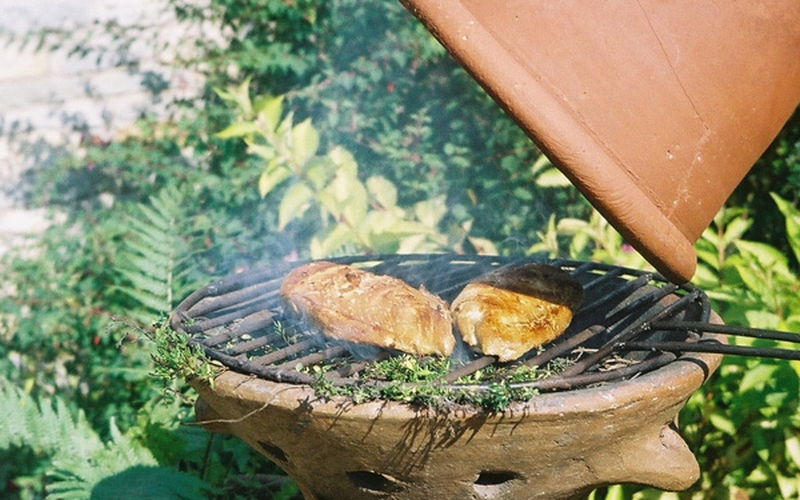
[557,288,698,378]
[171,255,725,395]
[621,321,800,361]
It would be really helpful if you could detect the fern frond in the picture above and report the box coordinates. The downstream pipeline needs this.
[0,380,101,457]
[113,285,172,313]
[47,419,211,499]
[0,378,210,500]
[116,264,172,296]
[106,416,159,467]
[137,201,176,231]
[127,216,177,251]
[114,186,201,316]
[45,469,92,500]
[122,239,176,273]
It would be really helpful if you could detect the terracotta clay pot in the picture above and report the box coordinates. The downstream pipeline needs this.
[192,322,723,500]
[398,0,800,283]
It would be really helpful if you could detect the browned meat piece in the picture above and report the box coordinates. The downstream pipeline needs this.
[281,261,456,356]
[451,264,584,362]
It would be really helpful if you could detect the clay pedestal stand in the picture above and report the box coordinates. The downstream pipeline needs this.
[399,0,800,283]
[192,329,723,500]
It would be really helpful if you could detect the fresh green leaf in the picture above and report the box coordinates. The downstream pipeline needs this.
[246,143,277,161]
[213,77,252,116]
[708,413,737,436]
[214,121,260,139]
[310,223,353,259]
[739,363,779,393]
[535,167,571,187]
[278,182,314,230]
[258,160,292,198]
[290,118,319,167]
[785,428,800,467]
[328,146,358,178]
[772,193,800,266]
[414,196,447,228]
[367,175,398,209]
[303,156,336,190]
[723,215,753,246]
[253,94,285,132]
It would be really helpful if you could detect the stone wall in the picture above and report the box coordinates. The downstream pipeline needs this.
[0,0,206,253]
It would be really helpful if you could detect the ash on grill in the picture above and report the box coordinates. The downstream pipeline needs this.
[170,255,800,403]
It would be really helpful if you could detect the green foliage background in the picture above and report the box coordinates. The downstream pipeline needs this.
[1,0,799,499]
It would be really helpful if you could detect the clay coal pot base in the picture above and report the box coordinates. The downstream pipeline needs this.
[398,0,800,283]
[191,331,723,500]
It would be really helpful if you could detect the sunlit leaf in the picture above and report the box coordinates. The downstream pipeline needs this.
[708,413,736,436]
[772,193,800,266]
[310,224,353,259]
[554,217,587,232]
[342,178,368,227]
[328,146,358,178]
[467,236,498,255]
[361,209,406,236]
[735,240,789,271]
[530,153,553,175]
[785,428,800,467]
[775,472,799,500]
[318,168,368,227]
[213,77,252,116]
[253,94,285,132]
[278,182,314,230]
[739,363,779,393]
[414,196,447,228]
[304,157,336,190]
[396,233,435,254]
[258,161,291,198]
[246,143,276,161]
[535,167,571,187]
[600,484,625,500]
[290,118,319,167]
[695,245,720,272]
[722,216,752,246]
[698,226,722,254]
[276,111,294,139]
[367,175,398,209]
[215,121,260,139]
[743,310,781,330]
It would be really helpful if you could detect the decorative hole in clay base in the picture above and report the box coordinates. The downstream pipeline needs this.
[257,440,287,463]
[473,471,521,499]
[347,470,407,494]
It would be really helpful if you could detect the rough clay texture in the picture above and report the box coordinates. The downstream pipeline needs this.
[192,317,724,500]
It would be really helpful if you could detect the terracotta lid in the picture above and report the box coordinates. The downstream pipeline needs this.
[400,0,800,282]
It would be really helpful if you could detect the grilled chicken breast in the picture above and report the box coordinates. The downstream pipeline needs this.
[451,263,583,362]
[281,261,456,356]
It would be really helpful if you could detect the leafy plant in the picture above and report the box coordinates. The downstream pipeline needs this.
[549,194,800,500]
[215,81,494,257]
[114,186,204,323]
[0,376,212,500]
[4,0,798,499]
[149,321,219,388]
[527,209,652,271]
[302,353,578,412]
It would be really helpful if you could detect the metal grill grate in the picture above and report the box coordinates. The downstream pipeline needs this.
[169,255,761,395]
